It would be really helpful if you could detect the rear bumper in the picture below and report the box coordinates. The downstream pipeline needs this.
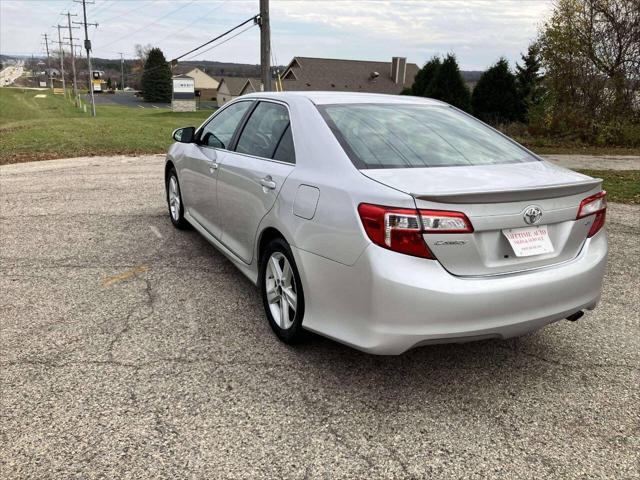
[293,231,607,355]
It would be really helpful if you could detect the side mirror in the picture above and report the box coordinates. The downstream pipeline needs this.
[172,126,195,143]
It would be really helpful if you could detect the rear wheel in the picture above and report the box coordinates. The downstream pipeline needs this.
[166,167,189,229]
[260,238,306,344]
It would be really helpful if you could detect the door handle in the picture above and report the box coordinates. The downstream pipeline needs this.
[260,176,276,190]
[208,161,218,172]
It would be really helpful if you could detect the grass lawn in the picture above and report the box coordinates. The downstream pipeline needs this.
[0,88,210,164]
[575,169,640,205]
[1,88,639,204]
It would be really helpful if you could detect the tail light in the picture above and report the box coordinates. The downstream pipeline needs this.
[577,191,607,237]
[420,210,474,233]
[357,203,473,259]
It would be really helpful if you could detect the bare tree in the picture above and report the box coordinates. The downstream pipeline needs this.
[537,0,639,141]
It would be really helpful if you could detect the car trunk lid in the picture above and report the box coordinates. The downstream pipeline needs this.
[361,161,603,276]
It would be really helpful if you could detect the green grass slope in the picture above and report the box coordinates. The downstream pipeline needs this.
[0,88,210,164]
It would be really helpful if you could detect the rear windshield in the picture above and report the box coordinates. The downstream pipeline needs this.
[318,104,537,169]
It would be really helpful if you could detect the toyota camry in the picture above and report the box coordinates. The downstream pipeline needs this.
[164,92,607,354]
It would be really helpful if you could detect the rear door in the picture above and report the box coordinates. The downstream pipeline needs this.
[216,100,296,264]
[180,100,253,238]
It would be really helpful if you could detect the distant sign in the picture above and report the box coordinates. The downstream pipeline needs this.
[173,77,195,101]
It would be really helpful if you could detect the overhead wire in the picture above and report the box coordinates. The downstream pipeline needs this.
[154,0,229,45]
[182,23,258,61]
[173,14,258,62]
[97,0,197,50]
[122,20,257,79]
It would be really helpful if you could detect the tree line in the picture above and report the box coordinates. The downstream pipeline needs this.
[406,0,639,147]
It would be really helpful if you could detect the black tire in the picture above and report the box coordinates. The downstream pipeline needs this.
[166,167,190,229]
[259,238,306,344]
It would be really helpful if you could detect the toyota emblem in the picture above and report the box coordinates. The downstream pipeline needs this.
[523,205,543,225]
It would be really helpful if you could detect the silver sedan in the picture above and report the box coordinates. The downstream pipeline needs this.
[165,92,607,354]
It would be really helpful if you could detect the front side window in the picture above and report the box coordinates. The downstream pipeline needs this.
[200,101,252,149]
[235,102,292,160]
[318,104,537,169]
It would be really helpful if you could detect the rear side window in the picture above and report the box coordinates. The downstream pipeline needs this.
[318,104,537,169]
[236,102,293,160]
[272,125,295,164]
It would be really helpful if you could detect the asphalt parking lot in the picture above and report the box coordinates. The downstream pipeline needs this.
[1,155,638,479]
[88,91,217,110]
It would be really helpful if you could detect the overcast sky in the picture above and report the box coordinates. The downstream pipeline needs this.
[0,0,553,70]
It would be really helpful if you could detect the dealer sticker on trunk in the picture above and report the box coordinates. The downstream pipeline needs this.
[502,225,554,257]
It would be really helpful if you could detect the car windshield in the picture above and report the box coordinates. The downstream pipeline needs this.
[318,104,538,169]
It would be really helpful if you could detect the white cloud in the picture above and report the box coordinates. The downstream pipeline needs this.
[1,0,553,70]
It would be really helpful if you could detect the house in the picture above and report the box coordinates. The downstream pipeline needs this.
[217,77,261,106]
[172,66,219,100]
[278,56,419,94]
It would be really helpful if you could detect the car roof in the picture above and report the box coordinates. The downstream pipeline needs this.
[240,91,447,106]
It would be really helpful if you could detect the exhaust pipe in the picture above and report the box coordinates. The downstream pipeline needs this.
[566,311,584,322]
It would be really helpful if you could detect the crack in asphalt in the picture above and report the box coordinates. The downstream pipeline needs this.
[105,274,155,362]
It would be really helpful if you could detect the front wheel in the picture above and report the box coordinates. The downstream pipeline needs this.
[259,238,306,344]
[166,167,190,229]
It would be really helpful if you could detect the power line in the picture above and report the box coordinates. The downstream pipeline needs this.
[97,0,196,51]
[121,22,257,80]
[52,24,68,94]
[42,33,52,88]
[89,0,117,18]
[172,14,259,62]
[63,12,80,104]
[74,0,98,117]
[92,0,155,26]
[154,0,229,45]
[183,23,258,61]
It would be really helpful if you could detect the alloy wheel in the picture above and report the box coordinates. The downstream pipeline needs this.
[168,175,181,221]
[265,251,297,330]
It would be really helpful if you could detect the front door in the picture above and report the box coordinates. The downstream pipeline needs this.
[182,100,253,238]
[217,101,296,264]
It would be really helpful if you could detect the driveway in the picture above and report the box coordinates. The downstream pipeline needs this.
[1,155,638,479]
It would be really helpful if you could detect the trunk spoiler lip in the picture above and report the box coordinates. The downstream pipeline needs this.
[412,178,602,204]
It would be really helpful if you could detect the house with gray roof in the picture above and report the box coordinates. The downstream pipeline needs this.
[278,56,418,95]
[217,76,261,105]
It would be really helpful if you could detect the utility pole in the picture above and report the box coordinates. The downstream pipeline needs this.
[118,52,125,90]
[74,0,98,117]
[42,33,52,88]
[64,12,80,105]
[54,25,67,94]
[259,0,271,92]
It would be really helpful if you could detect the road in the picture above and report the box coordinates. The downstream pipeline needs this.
[0,61,24,87]
[90,91,170,109]
[1,155,638,479]
[89,91,217,110]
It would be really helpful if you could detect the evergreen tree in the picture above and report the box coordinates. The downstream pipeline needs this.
[141,48,172,102]
[106,77,112,90]
[515,43,542,122]
[411,56,441,96]
[471,58,520,125]
[424,54,471,112]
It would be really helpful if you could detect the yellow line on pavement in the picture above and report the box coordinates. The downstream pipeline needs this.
[102,265,149,287]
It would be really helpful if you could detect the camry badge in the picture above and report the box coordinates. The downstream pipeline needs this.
[523,205,543,225]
